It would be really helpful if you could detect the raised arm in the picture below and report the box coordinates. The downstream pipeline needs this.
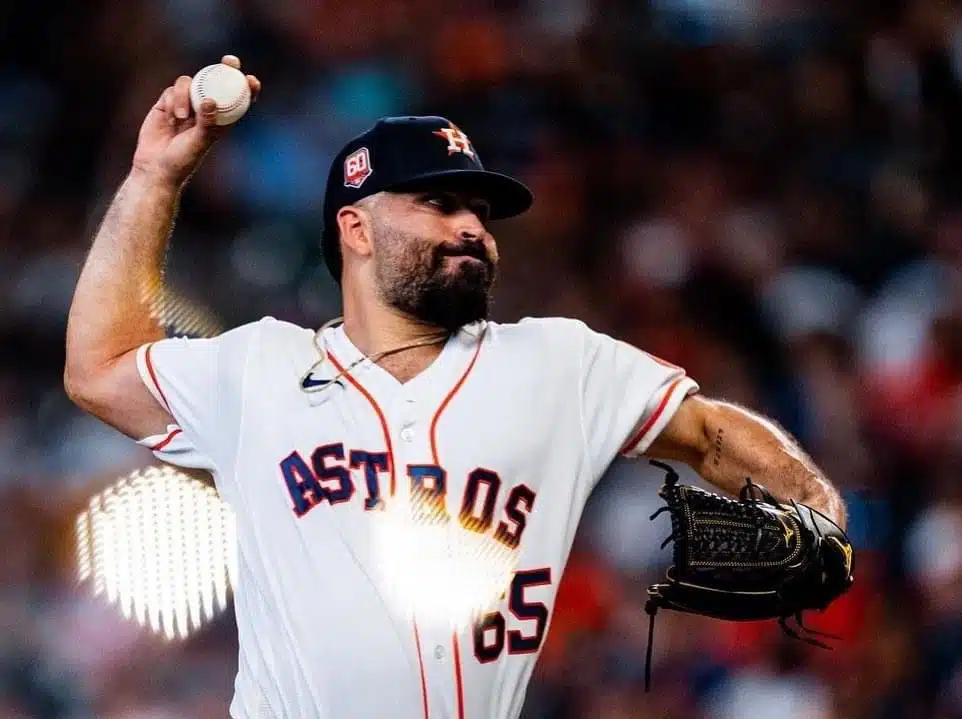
[646,394,847,528]
[64,56,259,440]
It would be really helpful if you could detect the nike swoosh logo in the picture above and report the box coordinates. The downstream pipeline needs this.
[301,374,343,390]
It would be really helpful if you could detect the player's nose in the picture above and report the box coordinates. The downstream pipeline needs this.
[452,207,487,238]
[456,216,488,242]
[450,226,495,264]
[457,228,484,243]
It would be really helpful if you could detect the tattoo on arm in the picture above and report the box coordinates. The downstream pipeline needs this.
[712,427,724,468]
[703,401,846,527]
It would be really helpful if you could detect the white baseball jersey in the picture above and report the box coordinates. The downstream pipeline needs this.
[134,316,698,719]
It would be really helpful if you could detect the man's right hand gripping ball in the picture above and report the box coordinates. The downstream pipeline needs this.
[131,55,261,188]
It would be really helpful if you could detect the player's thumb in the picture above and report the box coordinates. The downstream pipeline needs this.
[194,98,222,132]
[181,98,226,161]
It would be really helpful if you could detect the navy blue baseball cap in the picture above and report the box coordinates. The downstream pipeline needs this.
[321,116,533,282]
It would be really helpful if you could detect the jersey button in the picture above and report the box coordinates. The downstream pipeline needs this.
[401,427,415,442]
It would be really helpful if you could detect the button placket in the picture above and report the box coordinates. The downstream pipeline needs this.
[394,394,419,445]
[416,623,458,717]
[389,396,425,502]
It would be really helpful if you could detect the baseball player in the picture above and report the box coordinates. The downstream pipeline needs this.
[64,56,848,718]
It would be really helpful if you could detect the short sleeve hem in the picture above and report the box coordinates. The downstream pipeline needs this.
[136,342,171,413]
[133,341,216,471]
[136,425,183,451]
[619,376,699,457]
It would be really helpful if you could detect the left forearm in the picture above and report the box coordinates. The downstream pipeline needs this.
[697,401,846,528]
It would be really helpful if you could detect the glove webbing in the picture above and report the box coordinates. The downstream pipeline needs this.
[642,460,841,692]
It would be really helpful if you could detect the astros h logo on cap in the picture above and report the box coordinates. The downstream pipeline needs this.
[433,123,476,159]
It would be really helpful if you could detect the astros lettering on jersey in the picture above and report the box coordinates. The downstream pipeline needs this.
[134,315,698,718]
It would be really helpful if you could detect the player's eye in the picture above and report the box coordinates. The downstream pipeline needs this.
[423,193,457,212]
[469,200,491,223]
[421,193,490,223]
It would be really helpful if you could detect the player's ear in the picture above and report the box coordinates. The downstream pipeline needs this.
[337,205,374,260]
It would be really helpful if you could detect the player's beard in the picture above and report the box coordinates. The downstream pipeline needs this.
[373,223,496,332]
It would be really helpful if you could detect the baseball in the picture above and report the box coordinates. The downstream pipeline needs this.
[189,63,251,126]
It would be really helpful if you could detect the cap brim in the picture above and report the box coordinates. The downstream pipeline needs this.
[385,169,533,220]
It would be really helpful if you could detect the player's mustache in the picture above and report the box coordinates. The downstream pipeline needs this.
[434,242,493,268]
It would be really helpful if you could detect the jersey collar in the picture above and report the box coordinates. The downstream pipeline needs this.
[323,321,486,401]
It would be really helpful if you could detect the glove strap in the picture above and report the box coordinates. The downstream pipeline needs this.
[644,459,675,693]
[777,612,841,649]
[649,460,680,487]
[644,599,659,693]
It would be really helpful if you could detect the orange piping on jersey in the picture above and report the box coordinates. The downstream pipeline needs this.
[452,632,466,719]
[144,344,172,413]
[428,328,485,719]
[149,428,182,451]
[412,622,430,719]
[619,376,685,456]
[327,350,396,496]
[429,327,486,464]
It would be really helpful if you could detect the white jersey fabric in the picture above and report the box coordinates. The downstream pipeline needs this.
[135,316,698,719]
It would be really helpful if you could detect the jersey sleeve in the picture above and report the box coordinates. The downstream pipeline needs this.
[133,321,262,479]
[579,324,699,480]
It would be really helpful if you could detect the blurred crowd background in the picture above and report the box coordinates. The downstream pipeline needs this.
[3,0,962,716]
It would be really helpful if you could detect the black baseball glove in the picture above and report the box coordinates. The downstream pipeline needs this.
[642,460,854,690]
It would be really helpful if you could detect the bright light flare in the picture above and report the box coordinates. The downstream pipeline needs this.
[141,275,223,338]
[74,465,237,641]
[372,497,518,634]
